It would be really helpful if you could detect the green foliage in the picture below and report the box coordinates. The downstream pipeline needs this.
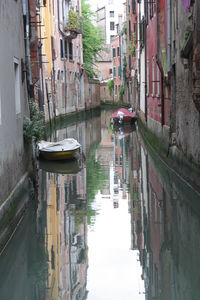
[121,23,127,35]
[82,0,105,78]
[119,85,125,101]
[180,27,192,58]
[107,79,114,97]
[183,28,191,42]
[128,32,136,56]
[123,56,127,83]
[65,9,81,32]
[23,100,44,143]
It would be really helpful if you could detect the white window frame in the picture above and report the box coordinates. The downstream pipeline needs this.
[152,57,155,97]
[13,57,21,115]
[157,64,160,97]
[109,11,114,17]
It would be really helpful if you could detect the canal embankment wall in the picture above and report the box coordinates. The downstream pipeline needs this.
[138,119,200,195]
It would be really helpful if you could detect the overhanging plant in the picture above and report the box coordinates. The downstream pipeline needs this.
[23,100,44,143]
[65,9,81,32]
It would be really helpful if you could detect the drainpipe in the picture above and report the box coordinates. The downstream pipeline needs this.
[37,3,46,138]
[144,3,147,122]
[167,0,171,78]
[58,0,67,114]
[138,1,141,111]
[161,73,165,126]
[23,0,32,96]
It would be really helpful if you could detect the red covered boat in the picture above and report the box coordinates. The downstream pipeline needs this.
[111,108,137,124]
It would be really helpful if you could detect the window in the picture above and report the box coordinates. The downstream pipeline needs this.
[57,69,60,80]
[112,48,116,58]
[110,11,114,17]
[60,39,64,59]
[152,57,155,96]
[64,40,68,59]
[129,20,131,41]
[157,65,160,96]
[117,47,120,56]
[140,17,145,48]
[60,71,64,81]
[132,0,136,13]
[69,42,73,60]
[118,65,121,77]
[113,67,116,77]
[129,55,132,70]
[110,22,115,30]
[110,35,114,43]
[76,45,79,63]
[115,85,117,95]
[150,0,154,19]
[51,36,56,60]
[109,68,113,74]
[14,58,21,114]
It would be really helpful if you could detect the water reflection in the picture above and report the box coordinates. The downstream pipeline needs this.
[0,110,200,299]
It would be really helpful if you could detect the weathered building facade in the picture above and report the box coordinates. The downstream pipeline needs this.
[0,1,30,206]
[111,35,122,102]
[125,0,200,169]
[171,0,200,165]
[146,0,171,148]
[126,0,138,108]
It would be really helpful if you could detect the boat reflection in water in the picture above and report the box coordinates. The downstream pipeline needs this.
[112,123,136,140]
[38,157,82,174]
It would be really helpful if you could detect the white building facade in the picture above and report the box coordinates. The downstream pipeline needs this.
[0,0,30,206]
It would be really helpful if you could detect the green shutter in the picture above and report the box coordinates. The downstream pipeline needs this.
[118,65,121,77]
[113,48,116,58]
[113,67,116,77]
[69,42,73,60]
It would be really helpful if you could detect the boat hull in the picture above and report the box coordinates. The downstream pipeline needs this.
[111,108,137,125]
[39,148,80,161]
[112,116,136,124]
[37,138,81,161]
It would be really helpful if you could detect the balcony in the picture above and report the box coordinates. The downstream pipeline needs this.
[64,10,82,39]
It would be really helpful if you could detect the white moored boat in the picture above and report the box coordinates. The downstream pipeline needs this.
[37,138,81,161]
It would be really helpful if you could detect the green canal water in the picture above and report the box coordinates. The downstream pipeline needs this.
[0,110,200,300]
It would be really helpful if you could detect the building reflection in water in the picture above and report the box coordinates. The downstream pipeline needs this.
[134,132,200,300]
[0,110,199,299]
[36,115,101,299]
[21,112,200,299]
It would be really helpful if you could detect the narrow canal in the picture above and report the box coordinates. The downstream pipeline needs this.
[0,109,200,300]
